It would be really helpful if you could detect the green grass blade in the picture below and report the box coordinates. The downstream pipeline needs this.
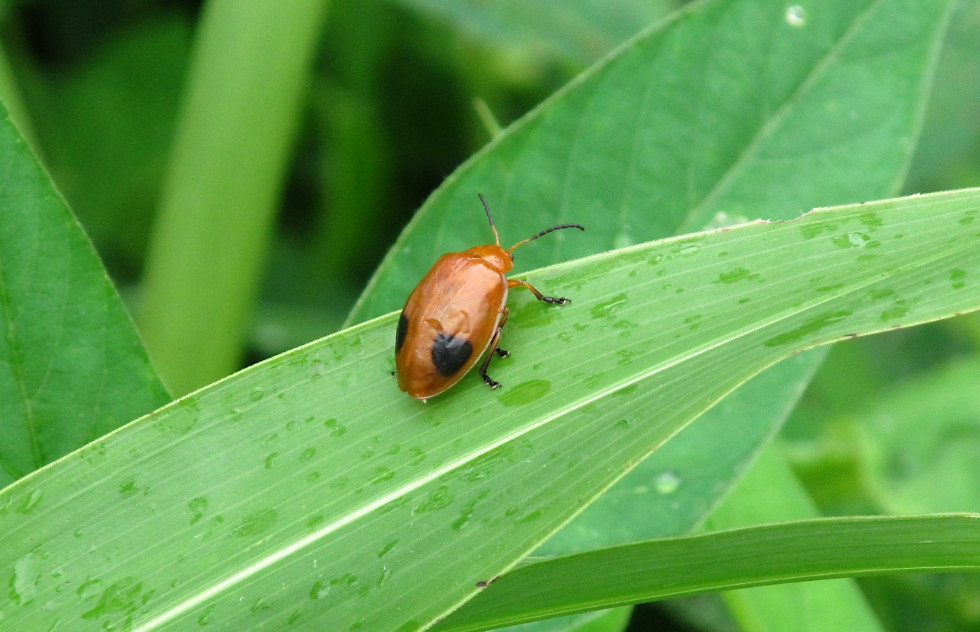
[1,189,978,631]
[433,514,980,632]
[140,0,329,395]
[0,110,169,487]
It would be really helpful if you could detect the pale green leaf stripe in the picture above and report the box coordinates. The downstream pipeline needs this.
[1,190,978,630]
[434,514,980,632]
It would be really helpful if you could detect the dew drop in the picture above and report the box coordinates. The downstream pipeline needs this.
[265,452,280,469]
[77,578,103,602]
[231,508,278,538]
[378,540,399,558]
[11,552,41,605]
[18,488,44,514]
[370,467,395,484]
[499,379,551,407]
[413,486,453,513]
[310,581,330,600]
[832,231,871,248]
[408,447,426,466]
[950,269,967,290]
[188,497,208,525]
[704,211,747,229]
[613,229,634,249]
[515,509,544,524]
[785,4,806,27]
[197,603,216,626]
[677,243,700,256]
[655,471,681,494]
[590,293,628,319]
[306,514,325,529]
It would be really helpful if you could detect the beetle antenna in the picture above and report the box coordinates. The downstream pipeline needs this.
[478,194,501,247]
[509,222,585,253]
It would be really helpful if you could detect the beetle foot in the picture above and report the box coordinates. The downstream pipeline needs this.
[495,347,510,358]
[543,296,571,305]
[482,374,501,389]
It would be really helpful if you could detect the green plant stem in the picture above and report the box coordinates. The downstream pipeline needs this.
[140,0,330,395]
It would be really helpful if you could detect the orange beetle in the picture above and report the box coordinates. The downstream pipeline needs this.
[395,194,584,402]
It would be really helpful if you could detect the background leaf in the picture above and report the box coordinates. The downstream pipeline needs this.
[347,0,952,324]
[0,110,169,488]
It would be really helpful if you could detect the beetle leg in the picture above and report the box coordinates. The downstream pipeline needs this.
[479,307,509,389]
[495,305,510,358]
[508,279,571,305]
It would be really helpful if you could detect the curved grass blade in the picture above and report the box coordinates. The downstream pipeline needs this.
[433,514,980,632]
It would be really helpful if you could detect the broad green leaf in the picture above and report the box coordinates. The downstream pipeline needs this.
[2,190,979,631]
[433,514,980,632]
[0,110,169,488]
[347,0,951,324]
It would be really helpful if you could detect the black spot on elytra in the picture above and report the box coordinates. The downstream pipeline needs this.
[395,313,409,353]
[431,333,473,376]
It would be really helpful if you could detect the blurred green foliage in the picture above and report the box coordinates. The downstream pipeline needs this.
[1,0,979,630]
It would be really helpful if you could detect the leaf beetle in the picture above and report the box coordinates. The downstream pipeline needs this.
[395,194,584,402]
